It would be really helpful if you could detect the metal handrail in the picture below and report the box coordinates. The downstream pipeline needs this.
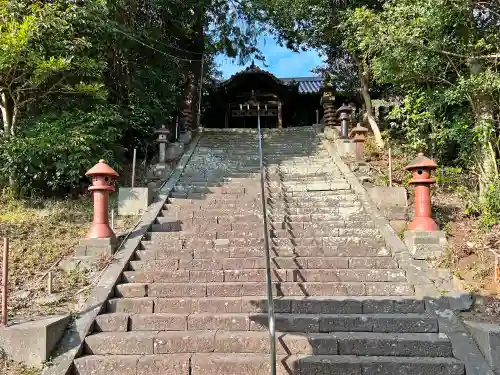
[256,103,277,375]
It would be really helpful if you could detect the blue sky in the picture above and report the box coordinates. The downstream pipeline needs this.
[216,33,324,79]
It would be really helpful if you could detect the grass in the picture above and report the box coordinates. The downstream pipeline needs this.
[0,193,136,319]
[0,189,137,374]
[1,357,40,375]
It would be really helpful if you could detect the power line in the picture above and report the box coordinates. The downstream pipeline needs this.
[140,32,204,56]
[111,26,204,63]
[87,6,206,59]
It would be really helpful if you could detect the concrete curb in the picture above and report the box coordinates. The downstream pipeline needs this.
[430,304,496,375]
[317,131,493,375]
[42,132,202,375]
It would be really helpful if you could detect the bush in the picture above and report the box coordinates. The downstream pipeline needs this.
[0,105,125,195]
[435,167,464,191]
[459,178,500,229]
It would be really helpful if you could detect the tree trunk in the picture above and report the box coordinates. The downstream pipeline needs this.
[181,4,205,131]
[181,70,195,131]
[0,92,15,136]
[1,91,17,189]
[353,55,384,149]
[474,102,497,197]
[469,59,498,198]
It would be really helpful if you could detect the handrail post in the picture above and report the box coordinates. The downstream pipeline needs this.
[256,103,277,375]
[2,237,9,327]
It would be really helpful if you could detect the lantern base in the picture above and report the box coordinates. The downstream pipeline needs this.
[335,139,356,157]
[407,216,439,231]
[86,224,116,240]
[75,237,117,257]
[404,230,447,260]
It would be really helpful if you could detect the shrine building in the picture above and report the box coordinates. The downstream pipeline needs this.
[203,63,357,129]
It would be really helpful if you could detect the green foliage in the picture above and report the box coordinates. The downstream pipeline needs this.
[0,0,264,196]
[387,90,477,167]
[461,179,500,229]
[0,0,106,132]
[436,167,464,192]
[0,106,124,194]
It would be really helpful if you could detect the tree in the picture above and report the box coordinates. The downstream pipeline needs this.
[175,0,264,130]
[254,0,386,148]
[344,0,500,198]
[0,0,104,137]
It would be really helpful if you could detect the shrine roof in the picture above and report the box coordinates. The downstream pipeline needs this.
[280,77,323,94]
[215,62,323,95]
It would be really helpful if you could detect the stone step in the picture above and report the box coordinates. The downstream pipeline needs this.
[146,234,385,248]
[173,185,248,194]
[139,243,389,259]
[270,212,373,221]
[159,213,264,224]
[106,296,425,315]
[121,268,406,284]
[83,331,452,357]
[149,226,379,239]
[94,312,437,333]
[277,183,351,192]
[267,176,345,184]
[163,200,363,212]
[115,281,414,298]
[158,210,373,222]
[268,194,361,202]
[290,190,357,197]
[267,200,362,208]
[166,198,261,206]
[165,202,262,211]
[131,256,398,270]
[188,353,465,375]
[157,207,364,219]
[268,169,344,176]
[155,213,373,225]
[170,191,255,199]
[151,219,375,232]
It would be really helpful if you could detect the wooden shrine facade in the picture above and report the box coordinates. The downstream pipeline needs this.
[203,63,338,129]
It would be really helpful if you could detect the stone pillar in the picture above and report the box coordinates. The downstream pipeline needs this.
[278,101,283,129]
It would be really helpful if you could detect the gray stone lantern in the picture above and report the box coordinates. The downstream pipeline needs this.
[337,104,353,139]
[155,124,170,165]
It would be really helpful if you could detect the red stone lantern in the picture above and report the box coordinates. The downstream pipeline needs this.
[349,123,369,161]
[85,159,119,239]
[405,153,438,231]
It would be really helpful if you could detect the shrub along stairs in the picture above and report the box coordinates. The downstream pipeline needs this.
[73,128,465,375]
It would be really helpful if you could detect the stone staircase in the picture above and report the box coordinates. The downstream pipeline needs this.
[73,128,465,375]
